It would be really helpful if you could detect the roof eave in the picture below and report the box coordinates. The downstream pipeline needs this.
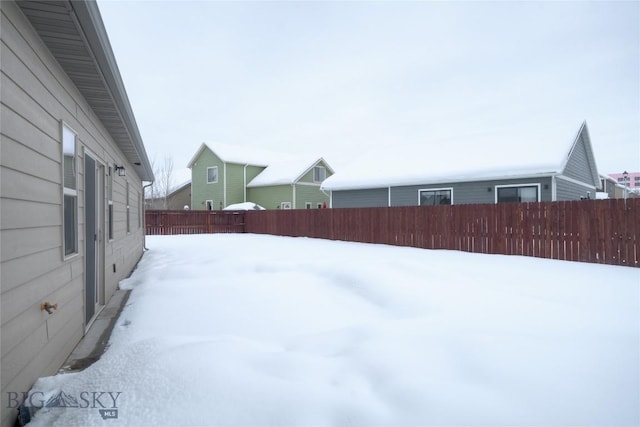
[19,0,154,182]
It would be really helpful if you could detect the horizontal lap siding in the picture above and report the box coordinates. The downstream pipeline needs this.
[1,4,146,426]
[332,188,388,208]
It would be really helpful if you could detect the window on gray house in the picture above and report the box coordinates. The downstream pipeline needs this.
[419,189,452,206]
[497,186,538,203]
[62,124,77,256]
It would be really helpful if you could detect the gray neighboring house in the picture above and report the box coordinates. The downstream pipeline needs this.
[1,1,154,426]
[322,122,600,207]
[146,180,192,210]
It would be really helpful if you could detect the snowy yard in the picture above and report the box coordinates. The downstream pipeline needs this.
[28,234,639,426]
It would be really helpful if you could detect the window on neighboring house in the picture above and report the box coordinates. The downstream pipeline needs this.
[207,166,218,183]
[62,123,78,256]
[206,200,213,210]
[419,189,452,206]
[305,202,312,209]
[313,166,326,183]
[107,166,114,240]
[126,181,130,233]
[317,203,323,209]
[496,185,539,203]
[617,178,624,182]
[281,202,292,209]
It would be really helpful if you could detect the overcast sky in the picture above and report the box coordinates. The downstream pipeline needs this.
[97,0,639,184]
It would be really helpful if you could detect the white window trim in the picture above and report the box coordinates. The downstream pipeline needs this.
[205,200,214,210]
[61,121,79,260]
[305,202,312,209]
[417,187,454,206]
[207,166,218,184]
[313,166,326,183]
[281,202,292,209]
[316,203,323,209]
[494,183,541,203]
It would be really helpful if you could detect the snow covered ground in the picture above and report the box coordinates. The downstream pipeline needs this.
[27,234,639,426]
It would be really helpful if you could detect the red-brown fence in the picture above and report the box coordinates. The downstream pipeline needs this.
[145,210,245,235]
[146,199,639,267]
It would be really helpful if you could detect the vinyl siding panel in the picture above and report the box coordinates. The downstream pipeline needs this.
[247,185,293,210]
[556,176,595,201]
[332,188,389,208]
[294,184,329,209]
[1,4,146,425]
[563,133,595,184]
[225,163,246,206]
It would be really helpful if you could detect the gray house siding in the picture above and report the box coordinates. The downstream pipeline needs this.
[1,3,150,427]
[563,132,596,185]
[390,177,553,206]
[556,176,595,201]
[332,188,388,208]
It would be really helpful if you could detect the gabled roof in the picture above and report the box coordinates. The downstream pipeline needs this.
[187,142,294,168]
[322,121,597,191]
[17,0,154,182]
[247,157,334,188]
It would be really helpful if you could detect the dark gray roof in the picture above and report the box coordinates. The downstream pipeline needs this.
[17,0,154,182]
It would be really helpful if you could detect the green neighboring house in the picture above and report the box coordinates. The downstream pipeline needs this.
[187,142,334,210]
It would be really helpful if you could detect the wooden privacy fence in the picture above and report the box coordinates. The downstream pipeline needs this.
[146,199,639,267]
[145,210,245,235]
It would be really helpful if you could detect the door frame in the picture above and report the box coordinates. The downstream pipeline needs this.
[83,149,106,330]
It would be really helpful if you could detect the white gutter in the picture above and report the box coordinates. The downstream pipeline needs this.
[223,163,227,208]
[551,175,557,201]
[388,187,391,207]
[243,163,248,202]
[292,184,296,209]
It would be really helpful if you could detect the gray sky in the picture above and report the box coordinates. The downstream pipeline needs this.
[98,0,640,184]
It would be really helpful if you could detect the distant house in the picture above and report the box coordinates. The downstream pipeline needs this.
[608,171,640,190]
[322,122,600,207]
[1,1,153,426]
[146,180,192,210]
[187,142,334,210]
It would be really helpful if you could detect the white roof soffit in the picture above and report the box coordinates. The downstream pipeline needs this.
[17,0,154,182]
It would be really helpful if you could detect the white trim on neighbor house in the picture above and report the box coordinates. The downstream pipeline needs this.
[555,174,597,190]
[551,175,558,201]
[223,163,227,207]
[281,202,292,209]
[305,202,312,209]
[317,202,323,209]
[296,181,323,187]
[205,200,213,210]
[206,166,218,184]
[388,187,391,207]
[417,187,454,206]
[61,121,79,261]
[494,183,541,203]
[292,184,296,209]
